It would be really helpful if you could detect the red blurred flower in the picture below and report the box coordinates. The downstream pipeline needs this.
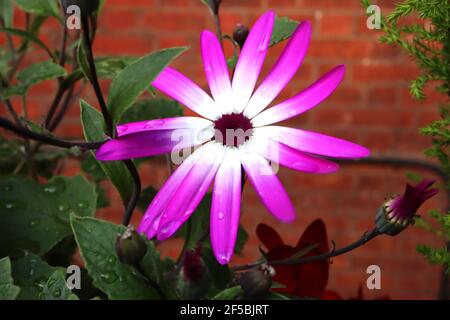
[257,220,390,300]
[256,219,329,298]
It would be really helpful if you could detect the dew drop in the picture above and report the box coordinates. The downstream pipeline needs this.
[58,203,71,212]
[29,220,40,228]
[53,288,62,298]
[2,185,13,192]
[218,212,225,220]
[43,180,65,194]
[77,201,89,209]
[107,255,117,266]
[100,271,118,284]
[289,109,298,116]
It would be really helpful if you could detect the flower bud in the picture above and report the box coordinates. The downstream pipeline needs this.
[239,264,275,299]
[115,225,147,266]
[60,0,100,17]
[375,179,438,236]
[209,0,222,15]
[183,247,206,283]
[233,24,250,49]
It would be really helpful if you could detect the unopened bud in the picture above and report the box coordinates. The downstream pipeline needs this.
[239,264,275,299]
[60,0,100,17]
[183,248,206,283]
[115,225,147,266]
[233,24,250,48]
[375,179,438,236]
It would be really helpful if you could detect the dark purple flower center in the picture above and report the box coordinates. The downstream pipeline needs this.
[213,113,253,147]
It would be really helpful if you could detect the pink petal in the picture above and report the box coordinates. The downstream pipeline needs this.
[244,21,312,119]
[210,148,242,265]
[152,67,220,120]
[252,65,346,127]
[245,136,339,174]
[156,143,226,240]
[96,127,213,161]
[254,126,370,159]
[137,145,210,238]
[201,30,234,114]
[117,117,213,137]
[240,150,296,223]
[232,11,275,113]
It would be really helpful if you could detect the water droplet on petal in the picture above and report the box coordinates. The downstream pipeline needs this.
[218,212,225,220]
[117,125,128,134]
[289,109,297,116]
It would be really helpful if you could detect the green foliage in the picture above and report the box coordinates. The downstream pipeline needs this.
[0,27,54,59]
[107,47,187,125]
[14,0,59,18]
[80,100,134,205]
[0,175,96,257]
[11,252,77,300]
[270,17,299,47]
[120,98,184,124]
[362,0,450,272]
[2,61,67,98]
[0,257,21,300]
[0,0,13,28]
[70,215,174,299]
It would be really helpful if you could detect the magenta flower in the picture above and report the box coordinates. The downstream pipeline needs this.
[96,12,370,264]
[376,179,438,235]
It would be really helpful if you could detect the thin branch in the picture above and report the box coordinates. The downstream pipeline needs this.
[0,116,104,150]
[122,160,142,226]
[232,228,381,271]
[81,16,114,137]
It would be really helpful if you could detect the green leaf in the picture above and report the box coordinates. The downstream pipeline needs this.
[202,247,231,291]
[0,175,97,257]
[0,27,54,59]
[213,286,244,300]
[107,47,187,124]
[81,153,108,181]
[270,17,299,47]
[14,0,59,18]
[11,252,65,299]
[0,0,13,27]
[17,60,67,85]
[76,40,138,81]
[227,55,238,69]
[0,257,20,300]
[120,98,184,124]
[70,215,161,299]
[3,61,66,99]
[38,270,79,300]
[80,100,134,205]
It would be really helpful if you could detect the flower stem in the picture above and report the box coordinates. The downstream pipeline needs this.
[0,116,104,150]
[81,16,114,137]
[232,228,381,272]
[122,160,142,226]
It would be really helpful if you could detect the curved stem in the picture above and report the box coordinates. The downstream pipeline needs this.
[0,116,104,150]
[122,160,141,226]
[232,228,381,271]
[81,16,113,137]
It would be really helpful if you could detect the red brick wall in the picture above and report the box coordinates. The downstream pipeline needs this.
[3,0,449,299]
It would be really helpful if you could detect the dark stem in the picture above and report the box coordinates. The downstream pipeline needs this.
[122,160,141,226]
[81,16,114,137]
[0,116,104,150]
[232,228,381,271]
[213,11,223,47]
